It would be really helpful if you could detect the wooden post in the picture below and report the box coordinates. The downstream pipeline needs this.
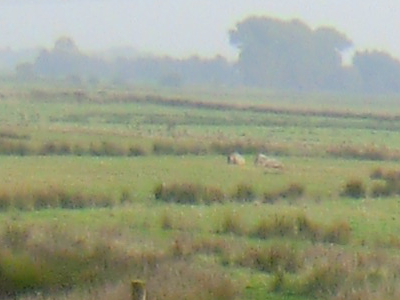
[131,280,146,300]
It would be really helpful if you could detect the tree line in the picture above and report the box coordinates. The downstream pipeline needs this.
[11,17,400,94]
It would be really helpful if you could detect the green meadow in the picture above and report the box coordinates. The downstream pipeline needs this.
[1,84,400,299]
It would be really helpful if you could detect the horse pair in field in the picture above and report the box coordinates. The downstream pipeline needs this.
[227,152,283,170]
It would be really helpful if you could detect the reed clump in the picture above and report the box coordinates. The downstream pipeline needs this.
[0,187,126,211]
[154,183,225,204]
[341,179,366,198]
[251,212,351,244]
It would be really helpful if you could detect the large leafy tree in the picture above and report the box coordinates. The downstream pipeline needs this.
[353,51,400,94]
[33,37,109,79]
[229,17,353,90]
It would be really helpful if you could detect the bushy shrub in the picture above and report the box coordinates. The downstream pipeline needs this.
[120,188,132,204]
[263,183,305,204]
[369,168,400,197]
[72,143,86,156]
[322,220,352,245]
[0,128,29,140]
[2,223,31,250]
[0,139,146,157]
[296,213,321,241]
[270,270,286,292]
[238,243,302,273]
[232,183,256,202]
[327,144,400,161]
[220,211,244,235]
[154,183,202,204]
[250,213,351,244]
[153,140,175,155]
[0,140,31,156]
[146,261,241,300]
[0,223,170,297]
[279,183,305,199]
[128,145,147,156]
[0,187,117,211]
[341,179,366,198]
[253,215,296,239]
[33,188,61,209]
[297,214,351,244]
[89,141,126,156]
[160,211,173,230]
[370,183,392,198]
[0,250,43,297]
[58,191,115,209]
[263,191,280,204]
[384,169,400,182]
[203,186,225,204]
[170,236,193,257]
[0,191,12,211]
[39,141,72,155]
[154,183,225,205]
[370,167,384,179]
[297,263,348,296]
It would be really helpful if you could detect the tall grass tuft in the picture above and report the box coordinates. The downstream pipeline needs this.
[322,220,352,244]
[263,182,305,204]
[250,212,351,244]
[128,145,147,156]
[237,243,303,273]
[341,179,366,198]
[219,211,245,235]
[146,261,242,300]
[160,211,174,230]
[232,183,257,202]
[154,183,225,204]
[152,140,176,155]
[0,139,31,155]
[0,187,119,211]
[89,141,126,156]
[154,183,202,204]
[0,191,12,210]
[298,263,348,297]
[253,215,296,239]
[39,141,72,155]
[279,183,305,200]
[370,168,400,197]
[0,222,171,297]
[327,144,400,161]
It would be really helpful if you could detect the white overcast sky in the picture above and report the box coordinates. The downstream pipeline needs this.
[1,0,399,61]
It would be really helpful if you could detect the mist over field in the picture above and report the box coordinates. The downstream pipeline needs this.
[3,2,400,300]
[3,17,400,94]
[2,1,400,94]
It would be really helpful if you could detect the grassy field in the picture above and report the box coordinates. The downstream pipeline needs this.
[1,84,400,299]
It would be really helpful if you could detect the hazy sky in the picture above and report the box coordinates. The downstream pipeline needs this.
[1,0,400,61]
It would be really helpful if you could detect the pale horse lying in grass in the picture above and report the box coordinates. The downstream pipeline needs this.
[227,152,246,166]
[254,153,283,171]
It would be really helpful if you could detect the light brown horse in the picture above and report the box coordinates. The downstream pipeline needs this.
[227,152,245,166]
[254,153,283,170]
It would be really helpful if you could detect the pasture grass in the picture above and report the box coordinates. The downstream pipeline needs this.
[3,86,400,157]
[2,200,400,299]
[0,155,392,205]
[1,85,400,299]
